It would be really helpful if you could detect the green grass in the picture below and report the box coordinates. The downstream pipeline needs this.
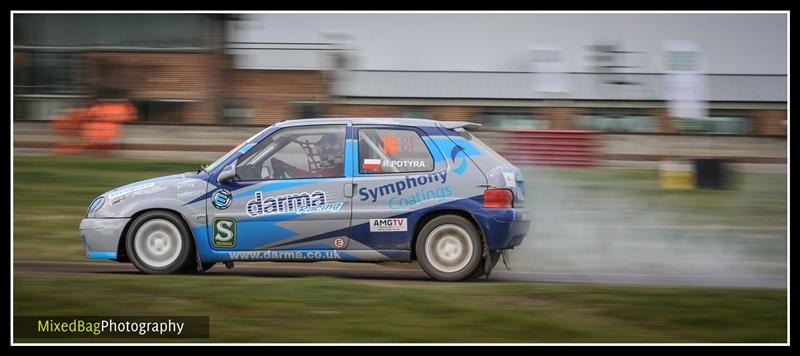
[13,156,203,261]
[14,274,787,343]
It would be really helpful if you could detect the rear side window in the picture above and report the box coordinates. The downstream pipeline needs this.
[358,128,434,174]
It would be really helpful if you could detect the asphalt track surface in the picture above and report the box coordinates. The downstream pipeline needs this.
[14,261,786,289]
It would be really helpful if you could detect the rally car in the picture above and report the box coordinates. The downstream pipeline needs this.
[79,118,530,281]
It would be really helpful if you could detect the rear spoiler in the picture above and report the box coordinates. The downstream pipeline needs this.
[436,121,482,130]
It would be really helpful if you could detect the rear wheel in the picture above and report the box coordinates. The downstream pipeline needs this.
[416,215,483,281]
[126,211,193,274]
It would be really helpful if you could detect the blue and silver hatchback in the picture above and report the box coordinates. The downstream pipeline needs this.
[79,118,530,281]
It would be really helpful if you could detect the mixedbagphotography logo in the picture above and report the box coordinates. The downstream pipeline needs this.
[14,316,210,339]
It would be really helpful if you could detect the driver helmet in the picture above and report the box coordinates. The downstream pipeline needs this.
[317,133,344,167]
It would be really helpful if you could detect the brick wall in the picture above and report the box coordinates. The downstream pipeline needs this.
[13,51,24,84]
[535,107,587,130]
[82,52,225,123]
[224,69,330,125]
[651,108,678,134]
[81,53,331,125]
[753,109,787,135]
[430,106,478,121]
[328,104,402,118]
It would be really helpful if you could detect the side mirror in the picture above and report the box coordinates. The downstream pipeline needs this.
[217,164,236,183]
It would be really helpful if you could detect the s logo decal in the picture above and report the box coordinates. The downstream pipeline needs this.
[212,217,236,248]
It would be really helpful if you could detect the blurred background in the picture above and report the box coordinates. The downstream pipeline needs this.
[11,12,788,342]
[13,13,786,163]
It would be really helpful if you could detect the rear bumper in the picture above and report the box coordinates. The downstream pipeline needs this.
[474,208,531,250]
[79,218,130,260]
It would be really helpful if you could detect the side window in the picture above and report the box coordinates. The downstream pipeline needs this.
[358,128,434,174]
[235,125,345,181]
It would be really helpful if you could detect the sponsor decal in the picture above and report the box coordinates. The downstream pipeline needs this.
[131,185,166,198]
[358,171,447,203]
[212,217,236,248]
[388,186,453,209]
[176,189,205,199]
[451,146,468,175]
[370,218,407,232]
[246,190,343,217]
[176,181,196,190]
[212,189,232,210]
[228,250,342,261]
[363,159,381,171]
[238,142,257,154]
[108,182,157,205]
[502,172,517,187]
[334,238,345,248]
[109,194,127,205]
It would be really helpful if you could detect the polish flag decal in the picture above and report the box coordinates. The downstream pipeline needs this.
[363,159,381,171]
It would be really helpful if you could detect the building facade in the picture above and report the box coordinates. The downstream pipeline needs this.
[14,13,787,136]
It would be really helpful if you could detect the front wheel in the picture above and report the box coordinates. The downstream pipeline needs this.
[416,215,483,281]
[126,211,193,274]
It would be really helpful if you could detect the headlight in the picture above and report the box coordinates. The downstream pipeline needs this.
[87,196,105,215]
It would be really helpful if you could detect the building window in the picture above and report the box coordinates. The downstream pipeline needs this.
[221,98,254,124]
[14,51,87,120]
[664,50,702,72]
[399,106,433,120]
[577,109,657,133]
[132,100,194,123]
[293,101,327,119]
[14,14,209,48]
[16,51,83,96]
[672,111,753,135]
[481,110,549,130]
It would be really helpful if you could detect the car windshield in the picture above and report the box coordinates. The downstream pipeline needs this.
[203,126,272,173]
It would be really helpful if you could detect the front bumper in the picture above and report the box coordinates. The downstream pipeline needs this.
[475,208,531,250]
[79,218,130,260]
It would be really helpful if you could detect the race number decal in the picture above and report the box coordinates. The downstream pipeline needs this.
[383,135,399,155]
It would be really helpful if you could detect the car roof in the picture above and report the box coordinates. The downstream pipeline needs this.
[274,117,479,129]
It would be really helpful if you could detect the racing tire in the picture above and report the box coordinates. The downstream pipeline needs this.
[416,215,483,281]
[126,211,193,274]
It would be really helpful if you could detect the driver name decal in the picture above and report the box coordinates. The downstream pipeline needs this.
[246,190,344,217]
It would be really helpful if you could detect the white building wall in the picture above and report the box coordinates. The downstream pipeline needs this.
[228,13,787,75]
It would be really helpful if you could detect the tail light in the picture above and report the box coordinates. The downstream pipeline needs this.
[484,188,514,208]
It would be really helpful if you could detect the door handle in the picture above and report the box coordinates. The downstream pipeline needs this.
[343,183,356,198]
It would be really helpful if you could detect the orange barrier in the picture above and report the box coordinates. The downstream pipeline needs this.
[494,130,601,167]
